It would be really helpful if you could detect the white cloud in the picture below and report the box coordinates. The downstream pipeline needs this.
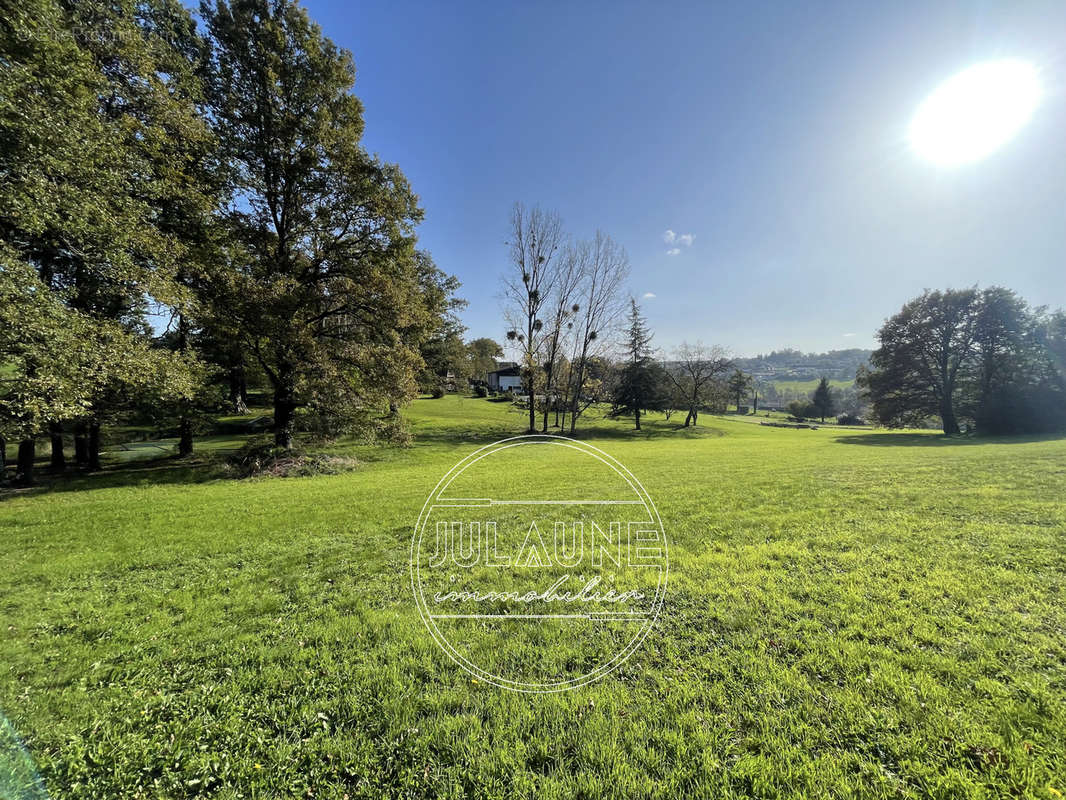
[642,292,656,299]
[843,332,856,337]
[662,229,694,251]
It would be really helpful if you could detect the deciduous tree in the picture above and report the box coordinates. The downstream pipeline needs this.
[664,343,732,426]
[566,232,629,435]
[863,289,980,433]
[502,204,565,433]
[202,0,451,448]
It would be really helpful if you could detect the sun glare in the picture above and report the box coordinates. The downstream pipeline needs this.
[909,59,1041,166]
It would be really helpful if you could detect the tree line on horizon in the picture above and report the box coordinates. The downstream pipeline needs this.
[492,236,1066,436]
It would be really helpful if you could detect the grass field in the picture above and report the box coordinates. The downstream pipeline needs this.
[768,377,854,393]
[2,396,1066,798]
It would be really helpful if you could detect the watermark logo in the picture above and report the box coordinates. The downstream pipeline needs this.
[410,435,668,692]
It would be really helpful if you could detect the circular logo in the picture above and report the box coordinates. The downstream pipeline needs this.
[410,435,668,692]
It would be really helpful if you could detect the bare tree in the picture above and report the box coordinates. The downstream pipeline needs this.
[664,342,733,426]
[503,204,565,433]
[539,242,584,432]
[566,232,629,435]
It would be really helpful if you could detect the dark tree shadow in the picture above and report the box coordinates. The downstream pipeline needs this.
[2,409,730,498]
[1,456,230,498]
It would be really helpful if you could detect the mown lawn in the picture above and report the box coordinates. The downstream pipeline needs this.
[1,396,1065,798]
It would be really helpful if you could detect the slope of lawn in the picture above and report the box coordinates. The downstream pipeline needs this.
[1,396,1065,798]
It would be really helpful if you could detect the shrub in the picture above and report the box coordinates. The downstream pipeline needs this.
[787,400,818,420]
[430,385,445,399]
[837,413,864,426]
[474,384,488,397]
[976,384,1066,435]
[227,437,361,479]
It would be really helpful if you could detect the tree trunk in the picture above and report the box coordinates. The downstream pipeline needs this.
[87,422,102,471]
[940,395,960,435]
[16,438,35,486]
[176,313,195,457]
[0,437,6,482]
[49,422,66,472]
[527,384,535,434]
[229,358,249,414]
[274,383,297,450]
[74,421,89,468]
[569,359,586,435]
[178,417,194,457]
[634,406,641,430]
[686,404,698,426]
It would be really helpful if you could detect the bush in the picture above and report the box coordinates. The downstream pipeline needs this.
[837,413,864,426]
[474,384,488,397]
[430,385,445,399]
[227,437,360,479]
[787,400,818,420]
[976,384,1066,435]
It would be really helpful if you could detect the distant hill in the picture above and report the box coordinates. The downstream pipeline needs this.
[734,348,872,383]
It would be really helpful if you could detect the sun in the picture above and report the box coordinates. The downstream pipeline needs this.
[909,59,1041,166]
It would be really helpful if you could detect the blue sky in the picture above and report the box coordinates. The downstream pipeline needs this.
[300,1,1064,356]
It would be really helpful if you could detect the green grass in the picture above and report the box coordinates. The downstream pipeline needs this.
[769,378,855,393]
[767,379,857,392]
[2,396,1066,798]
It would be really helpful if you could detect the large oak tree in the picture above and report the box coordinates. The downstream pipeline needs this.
[202,0,450,448]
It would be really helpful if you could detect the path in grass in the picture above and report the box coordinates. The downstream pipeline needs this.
[1,396,1065,798]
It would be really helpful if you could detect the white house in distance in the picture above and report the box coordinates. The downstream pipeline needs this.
[486,363,522,393]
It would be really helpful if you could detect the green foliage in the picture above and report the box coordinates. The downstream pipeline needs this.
[467,338,504,382]
[0,0,216,475]
[610,299,661,428]
[866,288,1066,434]
[811,376,836,421]
[201,0,456,448]
[787,399,817,420]
[0,251,199,443]
[726,368,752,410]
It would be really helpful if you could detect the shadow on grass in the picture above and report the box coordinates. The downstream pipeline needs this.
[568,421,725,442]
[4,412,727,497]
[834,432,1066,447]
[406,418,725,448]
[2,456,229,498]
